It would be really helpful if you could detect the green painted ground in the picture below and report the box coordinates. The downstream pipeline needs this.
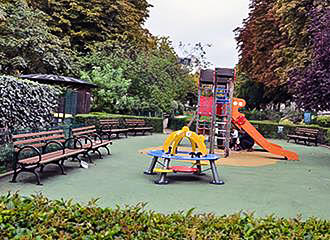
[1,134,329,219]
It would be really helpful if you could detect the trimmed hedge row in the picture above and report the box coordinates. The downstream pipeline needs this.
[0,194,329,239]
[249,120,330,145]
[75,112,164,133]
[74,113,330,144]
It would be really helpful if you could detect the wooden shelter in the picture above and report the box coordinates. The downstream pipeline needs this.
[20,74,97,115]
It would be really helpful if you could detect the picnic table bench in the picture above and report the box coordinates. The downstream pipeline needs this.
[72,125,112,160]
[99,119,129,139]
[287,127,319,146]
[11,129,87,185]
[124,119,153,135]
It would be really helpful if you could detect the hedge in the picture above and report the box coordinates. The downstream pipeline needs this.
[0,194,329,239]
[74,113,330,144]
[315,115,330,127]
[249,120,330,145]
[74,112,164,133]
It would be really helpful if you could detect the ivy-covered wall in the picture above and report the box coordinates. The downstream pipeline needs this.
[0,75,59,130]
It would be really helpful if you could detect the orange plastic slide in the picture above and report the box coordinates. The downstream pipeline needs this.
[231,98,299,160]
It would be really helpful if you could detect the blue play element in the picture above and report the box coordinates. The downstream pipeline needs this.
[216,99,230,104]
[147,150,220,161]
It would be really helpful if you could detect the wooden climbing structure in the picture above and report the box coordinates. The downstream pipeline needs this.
[196,68,235,156]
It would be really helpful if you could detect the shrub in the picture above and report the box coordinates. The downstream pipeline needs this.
[74,113,330,144]
[0,143,13,174]
[75,113,163,133]
[250,120,329,144]
[0,194,329,239]
[315,115,330,127]
[242,109,282,121]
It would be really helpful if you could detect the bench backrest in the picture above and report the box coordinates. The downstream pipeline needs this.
[72,125,97,137]
[99,119,120,129]
[125,119,147,127]
[13,129,66,151]
[295,127,319,137]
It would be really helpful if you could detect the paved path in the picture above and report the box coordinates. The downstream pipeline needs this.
[1,134,329,219]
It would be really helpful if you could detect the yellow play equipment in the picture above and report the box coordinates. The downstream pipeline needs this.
[144,126,224,185]
[163,126,208,156]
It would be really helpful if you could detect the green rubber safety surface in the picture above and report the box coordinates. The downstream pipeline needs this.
[1,134,329,219]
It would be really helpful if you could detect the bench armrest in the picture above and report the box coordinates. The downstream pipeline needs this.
[64,137,83,149]
[99,132,112,141]
[43,140,65,154]
[87,133,103,143]
[73,135,94,148]
[16,146,42,164]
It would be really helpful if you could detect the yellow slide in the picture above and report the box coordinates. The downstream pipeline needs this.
[231,98,299,161]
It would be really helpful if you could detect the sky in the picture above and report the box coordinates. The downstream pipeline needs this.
[145,0,250,68]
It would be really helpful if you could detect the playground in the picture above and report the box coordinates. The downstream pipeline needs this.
[1,67,329,219]
[1,134,329,219]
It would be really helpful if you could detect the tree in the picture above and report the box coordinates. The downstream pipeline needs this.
[0,0,77,76]
[235,0,284,87]
[234,0,329,108]
[81,65,138,113]
[234,72,266,110]
[288,2,330,111]
[272,0,314,81]
[27,0,153,52]
[81,38,196,114]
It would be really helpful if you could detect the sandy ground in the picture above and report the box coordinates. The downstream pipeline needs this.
[138,146,281,167]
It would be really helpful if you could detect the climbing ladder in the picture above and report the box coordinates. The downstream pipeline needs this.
[197,68,235,156]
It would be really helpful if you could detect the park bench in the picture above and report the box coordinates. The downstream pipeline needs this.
[124,119,153,135]
[11,129,87,185]
[287,127,319,146]
[72,125,112,160]
[99,119,129,139]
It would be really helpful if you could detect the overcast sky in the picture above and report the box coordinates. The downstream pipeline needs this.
[145,0,250,68]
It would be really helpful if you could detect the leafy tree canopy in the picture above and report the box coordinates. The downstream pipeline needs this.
[27,0,153,52]
[0,0,77,76]
[81,38,196,114]
[235,0,329,111]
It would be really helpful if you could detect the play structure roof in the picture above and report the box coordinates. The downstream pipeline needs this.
[20,74,97,88]
[200,68,234,84]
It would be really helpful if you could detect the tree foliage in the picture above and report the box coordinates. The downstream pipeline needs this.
[235,0,284,87]
[27,0,153,52]
[81,65,138,113]
[289,2,330,111]
[235,0,330,111]
[0,0,77,76]
[81,38,196,114]
[0,0,196,115]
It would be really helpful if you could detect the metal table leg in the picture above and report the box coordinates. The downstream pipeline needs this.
[144,156,158,175]
[194,160,206,176]
[209,160,224,185]
[155,158,170,185]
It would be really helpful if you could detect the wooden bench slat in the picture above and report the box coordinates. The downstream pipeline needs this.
[72,126,96,132]
[19,148,85,165]
[287,127,319,146]
[13,130,64,139]
[73,129,97,136]
[14,134,65,145]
